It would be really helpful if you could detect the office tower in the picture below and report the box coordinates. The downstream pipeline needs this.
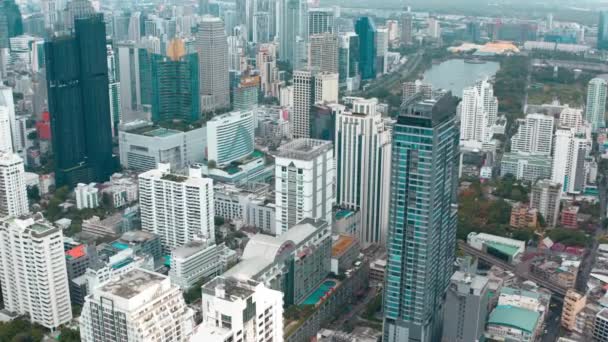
[400,11,413,45]
[42,0,65,30]
[193,276,283,341]
[338,32,359,84]
[0,0,23,49]
[376,27,389,74]
[292,70,339,138]
[334,98,392,246]
[530,179,561,227]
[0,107,11,153]
[63,0,95,31]
[279,0,306,65]
[552,128,589,194]
[0,152,28,218]
[442,271,489,342]
[139,164,214,251]
[117,42,152,113]
[585,77,607,131]
[383,93,459,342]
[459,78,498,147]
[107,45,121,136]
[308,33,339,73]
[80,269,194,342]
[151,42,200,123]
[402,80,432,101]
[427,17,441,39]
[196,16,230,112]
[598,11,608,50]
[199,0,210,15]
[0,86,16,153]
[253,12,270,44]
[45,14,114,188]
[0,216,72,330]
[467,21,481,43]
[257,43,280,97]
[233,76,260,110]
[206,110,254,167]
[274,139,335,234]
[386,20,399,43]
[128,12,143,42]
[308,7,334,35]
[511,113,554,155]
[355,17,376,80]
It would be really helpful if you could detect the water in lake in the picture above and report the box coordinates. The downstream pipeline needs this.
[422,59,500,97]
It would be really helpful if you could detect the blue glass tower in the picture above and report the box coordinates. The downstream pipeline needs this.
[383,92,459,342]
[355,17,376,80]
[599,11,608,50]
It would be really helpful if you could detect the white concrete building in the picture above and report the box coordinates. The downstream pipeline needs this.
[459,78,498,149]
[0,86,17,153]
[511,113,554,156]
[585,77,607,132]
[308,33,339,74]
[530,179,562,227]
[0,152,28,218]
[75,183,99,210]
[559,107,584,131]
[206,110,255,167]
[551,128,590,194]
[169,241,235,290]
[139,164,214,251]
[0,216,72,330]
[280,85,294,108]
[196,16,230,111]
[118,125,206,172]
[80,269,194,342]
[191,276,283,342]
[0,106,13,153]
[333,98,392,246]
[274,139,335,235]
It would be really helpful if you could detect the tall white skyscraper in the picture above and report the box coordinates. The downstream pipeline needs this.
[0,152,28,218]
[292,70,338,138]
[0,216,72,330]
[308,33,339,74]
[552,128,590,194]
[139,164,215,251]
[559,107,584,132]
[192,276,283,341]
[274,139,335,235]
[308,7,335,35]
[585,77,607,132]
[196,16,230,112]
[459,78,498,148]
[0,106,12,152]
[0,86,17,152]
[511,113,554,156]
[80,269,194,342]
[334,98,392,246]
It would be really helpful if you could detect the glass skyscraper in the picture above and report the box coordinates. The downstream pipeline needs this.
[0,0,23,49]
[599,11,608,50]
[355,17,376,80]
[383,92,459,342]
[45,14,114,187]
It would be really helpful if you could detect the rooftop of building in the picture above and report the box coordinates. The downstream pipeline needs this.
[275,139,333,160]
[488,305,540,333]
[399,91,457,126]
[598,308,608,320]
[98,268,166,300]
[118,230,158,244]
[172,240,213,259]
[451,271,489,290]
[500,286,541,300]
[202,276,258,302]
[65,244,87,259]
[332,235,356,257]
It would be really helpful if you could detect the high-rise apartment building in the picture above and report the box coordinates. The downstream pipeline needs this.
[0,86,16,153]
[107,45,121,136]
[598,11,608,50]
[279,0,307,65]
[206,110,255,167]
[0,152,28,218]
[192,276,283,341]
[334,98,392,246]
[196,16,230,112]
[308,8,334,35]
[338,32,359,85]
[0,216,72,330]
[552,128,589,194]
[400,11,413,45]
[442,271,489,342]
[139,164,214,251]
[308,33,339,74]
[459,78,498,147]
[63,0,95,31]
[530,179,561,227]
[511,113,554,155]
[292,70,338,138]
[80,269,194,342]
[383,93,459,342]
[45,14,114,187]
[0,0,23,49]
[274,139,335,235]
[355,17,376,80]
[0,106,12,153]
[585,77,607,132]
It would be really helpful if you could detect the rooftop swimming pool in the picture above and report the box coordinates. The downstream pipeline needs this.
[301,280,338,306]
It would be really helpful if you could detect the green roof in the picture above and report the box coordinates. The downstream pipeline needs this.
[486,241,520,257]
[488,305,540,333]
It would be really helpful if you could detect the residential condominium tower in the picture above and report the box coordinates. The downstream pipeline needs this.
[334,98,392,246]
[0,216,72,330]
[0,152,28,218]
[274,139,335,235]
[511,113,555,155]
[139,164,215,251]
[383,92,460,342]
[585,77,607,132]
[459,78,498,148]
[551,128,590,194]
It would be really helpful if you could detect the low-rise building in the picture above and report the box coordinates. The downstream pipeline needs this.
[369,259,386,284]
[594,308,608,342]
[561,206,579,229]
[100,173,138,208]
[109,230,163,262]
[530,256,580,289]
[169,241,236,290]
[75,183,99,210]
[510,202,538,229]
[486,305,542,342]
[562,290,586,331]
[66,244,98,306]
[82,213,125,238]
[500,152,552,182]
[333,209,361,238]
[467,232,526,263]
[330,234,360,274]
